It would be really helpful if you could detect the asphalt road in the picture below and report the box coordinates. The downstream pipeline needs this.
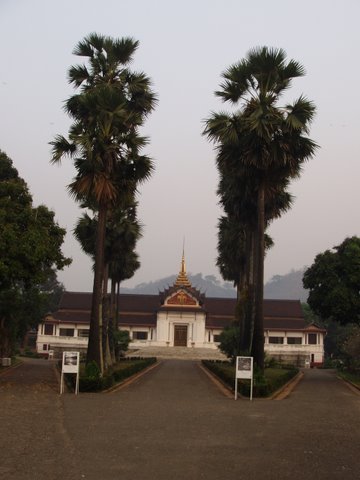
[1,358,360,480]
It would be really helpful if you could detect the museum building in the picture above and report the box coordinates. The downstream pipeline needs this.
[36,256,325,366]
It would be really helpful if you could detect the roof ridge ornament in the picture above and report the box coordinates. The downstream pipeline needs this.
[174,243,192,287]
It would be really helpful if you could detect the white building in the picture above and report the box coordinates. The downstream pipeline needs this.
[37,256,325,366]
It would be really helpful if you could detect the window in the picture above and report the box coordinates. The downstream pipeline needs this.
[213,334,221,343]
[78,329,89,338]
[42,344,48,351]
[133,331,148,340]
[287,337,302,345]
[44,323,54,335]
[308,333,317,345]
[269,337,284,344]
[59,328,75,337]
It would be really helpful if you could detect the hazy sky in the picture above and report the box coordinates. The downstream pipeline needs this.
[1,0,359,292]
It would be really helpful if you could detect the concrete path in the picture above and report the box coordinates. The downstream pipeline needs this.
[1,359,360,480]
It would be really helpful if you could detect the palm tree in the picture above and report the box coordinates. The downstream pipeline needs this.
[51,34,156,371]
[205,47,317,369]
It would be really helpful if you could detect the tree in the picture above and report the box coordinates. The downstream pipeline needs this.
[0,150,70,356]
[51,33,156,371]
[204,47,317,369]
[342,325,360,370]
[303,236,360,325]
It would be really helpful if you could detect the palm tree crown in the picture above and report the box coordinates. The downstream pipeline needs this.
[50,33,156,371]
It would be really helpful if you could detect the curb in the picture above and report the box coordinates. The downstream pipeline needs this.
[198,362,234,399]
[336,375,360,396]
[0,359,23,377]
[105,360,161,394]
[270,371,304,400]
[200,362,304,401]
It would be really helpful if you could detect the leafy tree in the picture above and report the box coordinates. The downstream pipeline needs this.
[302,303,358,361]
[303,236,360,325]
[204,47,317,369]
[0,150,70,356]
[342,325,360,370]
[51,33,156,371]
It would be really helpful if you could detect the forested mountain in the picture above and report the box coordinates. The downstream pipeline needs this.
[121,269,309,301]
[264,269,309,302]
[121,273,236,297]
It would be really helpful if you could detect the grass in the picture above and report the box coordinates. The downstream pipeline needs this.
[337,370,360,388]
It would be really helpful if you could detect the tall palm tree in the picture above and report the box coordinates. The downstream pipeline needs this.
[51,34,156,371]
[205,47,317,369]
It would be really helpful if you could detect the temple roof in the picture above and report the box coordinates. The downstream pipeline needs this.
[50,293,309,331]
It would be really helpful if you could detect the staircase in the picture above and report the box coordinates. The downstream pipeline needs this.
[126,346,227,361]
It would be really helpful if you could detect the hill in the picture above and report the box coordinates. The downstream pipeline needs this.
[121,269,309,301]
[121,273,236,297]
[264,268,309,302]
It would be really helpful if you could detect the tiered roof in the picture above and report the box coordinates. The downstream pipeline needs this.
[159,253,205,309]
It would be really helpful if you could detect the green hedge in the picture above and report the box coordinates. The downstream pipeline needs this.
[67,357,157,392]
[202,360,298,397]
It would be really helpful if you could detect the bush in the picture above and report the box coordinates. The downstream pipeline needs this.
[264,355,277,368]
[217,326,245,363]
[21,348,40,358]
[79,361,106,392]
[114,330,131,359]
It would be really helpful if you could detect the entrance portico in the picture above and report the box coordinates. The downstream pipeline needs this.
[152,252,208,348]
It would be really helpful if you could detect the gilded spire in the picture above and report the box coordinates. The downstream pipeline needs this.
[174,245,191,287]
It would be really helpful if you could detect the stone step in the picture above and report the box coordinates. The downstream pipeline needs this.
[126,346,227,360]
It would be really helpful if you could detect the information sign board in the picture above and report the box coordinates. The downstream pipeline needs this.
[60,351,80,394]
[235,356,253,401]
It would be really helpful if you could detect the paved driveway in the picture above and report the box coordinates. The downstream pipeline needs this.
[1,359,360,480]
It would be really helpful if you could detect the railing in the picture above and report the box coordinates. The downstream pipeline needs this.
[37,334,89,345]
[266,343,323,352]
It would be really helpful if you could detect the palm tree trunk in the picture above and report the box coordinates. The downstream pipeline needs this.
[102,263,113,369]
[242,228,255,353]
[86,204,107,373]
[115,280,121,360]
[251,181,265,371]
[110,278,116,364]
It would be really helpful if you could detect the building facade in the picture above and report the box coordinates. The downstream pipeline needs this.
[37,256,325,366]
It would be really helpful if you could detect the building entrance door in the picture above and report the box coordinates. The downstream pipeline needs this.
[174,325,188,346]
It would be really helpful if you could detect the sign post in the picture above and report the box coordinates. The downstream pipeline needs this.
[60,351,80,395]
[235,356,253,401]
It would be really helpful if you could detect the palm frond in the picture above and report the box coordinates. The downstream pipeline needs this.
[49,135,76,164]
[68,64,90,87]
